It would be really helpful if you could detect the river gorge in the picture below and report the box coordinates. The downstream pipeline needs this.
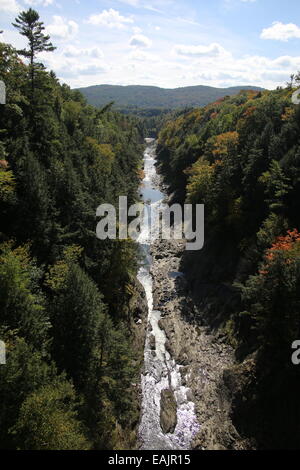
[137,139,200,450]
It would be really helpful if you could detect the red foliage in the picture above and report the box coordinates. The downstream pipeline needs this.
[266,229,300,261]
[260,230,300,276]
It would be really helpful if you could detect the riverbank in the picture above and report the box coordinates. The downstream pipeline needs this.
[149,148,250,449]
[137,140,200,450]
[136,140,250,450]
[150,236,250,449]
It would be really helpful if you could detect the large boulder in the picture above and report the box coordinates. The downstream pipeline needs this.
[160,389,177,434]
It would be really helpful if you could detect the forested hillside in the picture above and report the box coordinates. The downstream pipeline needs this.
[157,86,300,448]
[76,84,264,114]
[0,16,146,450]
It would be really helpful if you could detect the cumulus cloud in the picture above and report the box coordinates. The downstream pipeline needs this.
[87,8,134,29]
[1,28,26,49]
[76,63,108,76]
[46,16,79,40]
[0,0,20,13]
[128,49,159,62]
[129,34,152,48]
[174,42,230,59]
[63,45,104,59]
[24,0,53,6]
[261,21,300,41]
[38,50,109,80]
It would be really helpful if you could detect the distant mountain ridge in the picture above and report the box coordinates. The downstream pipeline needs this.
[75,84,265,111]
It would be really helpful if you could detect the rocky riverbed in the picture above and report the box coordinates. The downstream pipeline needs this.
[136,139,250,450]
[150,236,248,450]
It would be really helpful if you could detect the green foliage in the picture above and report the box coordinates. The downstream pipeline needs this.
[50,262,106,391]
[186,157,215,205]
[12,381,90,450]
[157,83,300,447]
[44,245,83,291]
[13,8,56,95]
[239,230,300,353]
[259,160,292,212]
[0,336,56,448]
[0,28,144,451]
[77,84,264,111]
[0,243,50,351]
[0,167,15,201]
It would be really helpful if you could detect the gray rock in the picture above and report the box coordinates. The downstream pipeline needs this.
[149,334,156,350]
[160,389,177,434]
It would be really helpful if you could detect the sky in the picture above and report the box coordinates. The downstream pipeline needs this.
[1,0,300,90]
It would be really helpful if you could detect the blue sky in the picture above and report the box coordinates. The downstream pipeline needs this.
[1,0,300,89]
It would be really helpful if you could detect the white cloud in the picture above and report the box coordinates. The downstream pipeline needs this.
[63,45,104,59]
[76,63,108,76]
[38,50,109,80]
[0,0,20,13]
[261,21,300,41]
[175,17,201,26]
[24,0,53,6]
[46,16,78,40]
[130,34,152,48]
[1,27,26,49]
[87,8,134,29]
[132,26,142,34]
[128,49,159,62]
[116,0,172,10]
[174,42,230,59]
[117,0,141,5]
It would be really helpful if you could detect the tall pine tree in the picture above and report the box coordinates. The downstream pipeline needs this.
[12,8,56,96]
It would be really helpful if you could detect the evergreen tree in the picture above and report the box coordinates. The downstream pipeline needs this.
[12,8,56,95]
[12,381,90,450]
[0,32,144,450]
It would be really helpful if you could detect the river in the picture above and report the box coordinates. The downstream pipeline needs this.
[137,138,200,450]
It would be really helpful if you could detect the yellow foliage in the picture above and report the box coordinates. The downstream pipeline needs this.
[186,157,215,203]
[0,241,31,269]
[281,107,295,121]
[45,245,83,291]
[85,137,115,172]
[211,131,239,158]
[0,167,15,200]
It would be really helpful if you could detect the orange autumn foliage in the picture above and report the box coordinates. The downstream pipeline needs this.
[259,230,300,275]
[281,107,295,121]
[242,106,256,118]
[212,131,239,158]
[266,229,300,260]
